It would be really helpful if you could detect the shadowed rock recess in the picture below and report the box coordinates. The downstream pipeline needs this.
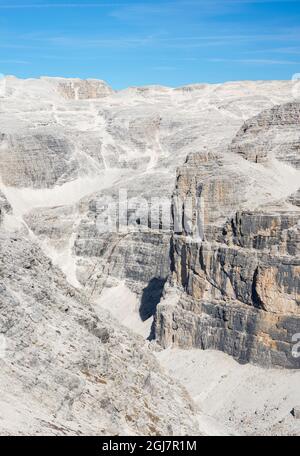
[0,77,299,435]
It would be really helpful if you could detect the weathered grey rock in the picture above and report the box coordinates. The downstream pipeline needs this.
[0,230,200,436]
[0,133,78,188]
[0,77,300,435]
[156,294,300,368]
[157,102,300,369]
[291,407,300,419]
[231,102,300,167]
[44,77,114,100]
[0,78,297,297]
[289,189,300,207]
[75,230,170,296]
[0,190,11,224]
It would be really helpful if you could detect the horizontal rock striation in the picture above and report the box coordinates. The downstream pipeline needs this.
[0,133,77,188]
[231,102,300,167]
[1,78,297,303]
[156,101,300,368]
[157,295,300,368]
[1,77,300,434]
[45,77,114,100]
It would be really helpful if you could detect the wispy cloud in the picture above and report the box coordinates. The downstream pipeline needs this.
[42,35,154,48]
[0,2,200,9]
[21,32,300,51]
[209,57,300,64]
[0,43,37,49]
[152,65,177,71]
[249,46,300,55]
[0,59,29,64]
[0,0,298,8]
[157,32,300,49]
[109,0,300,16]
[0,3,122,8]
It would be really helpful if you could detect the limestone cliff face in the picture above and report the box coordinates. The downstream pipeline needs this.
[231,102,300,167]
[156,102,300,369]
[0,77,296,301]
[46,77,114,100]
[1,77,300,435]
[0,133,77,188]
[0,78,299,375]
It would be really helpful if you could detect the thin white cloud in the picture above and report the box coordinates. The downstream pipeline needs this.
[250,46,300,55]
[0,43,36,49]
[0,2,193,8]
[0,3,121,8]
[26,32,300,50]
[0,0,298,8]
[0,1,207,9]
[152,65,177,71]
[43,35,154,48]
[0,59,29,64]
[209,57,300,64]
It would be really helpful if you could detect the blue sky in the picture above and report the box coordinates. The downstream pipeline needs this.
[0,0,300,88]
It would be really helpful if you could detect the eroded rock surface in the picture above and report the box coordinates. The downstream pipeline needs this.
[156,102,300,368]
[0,191,11,224]
[0,230,199,435]
[0,77,300,436]
[0,77,297,300]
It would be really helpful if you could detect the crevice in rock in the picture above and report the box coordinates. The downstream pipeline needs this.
[251,266,265,310]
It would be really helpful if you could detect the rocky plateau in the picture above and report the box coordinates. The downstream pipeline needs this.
[0,76,299,435]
